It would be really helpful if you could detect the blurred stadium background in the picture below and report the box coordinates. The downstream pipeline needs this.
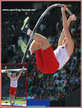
[1,1,81,107]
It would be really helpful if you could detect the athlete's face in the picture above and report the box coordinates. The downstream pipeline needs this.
[12,73,16,77]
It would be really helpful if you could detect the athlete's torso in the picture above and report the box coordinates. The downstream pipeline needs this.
[10,77,18,88]
[54,44,70,70]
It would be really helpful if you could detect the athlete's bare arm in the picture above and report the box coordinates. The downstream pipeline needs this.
[5,66,12,79]
[61,6,76,57]
[58,16,72,46]
[16,66,24,80]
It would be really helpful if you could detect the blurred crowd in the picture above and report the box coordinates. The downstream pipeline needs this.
[2,4,81,105]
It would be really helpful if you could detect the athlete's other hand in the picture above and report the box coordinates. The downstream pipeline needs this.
[70,14,77,21]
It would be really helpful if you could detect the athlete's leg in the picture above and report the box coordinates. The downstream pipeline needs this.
[12,96,15,103]
[29,31,50,50]
[9,95,13,105]
[21,17,50,50]
[29,40,44,72]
